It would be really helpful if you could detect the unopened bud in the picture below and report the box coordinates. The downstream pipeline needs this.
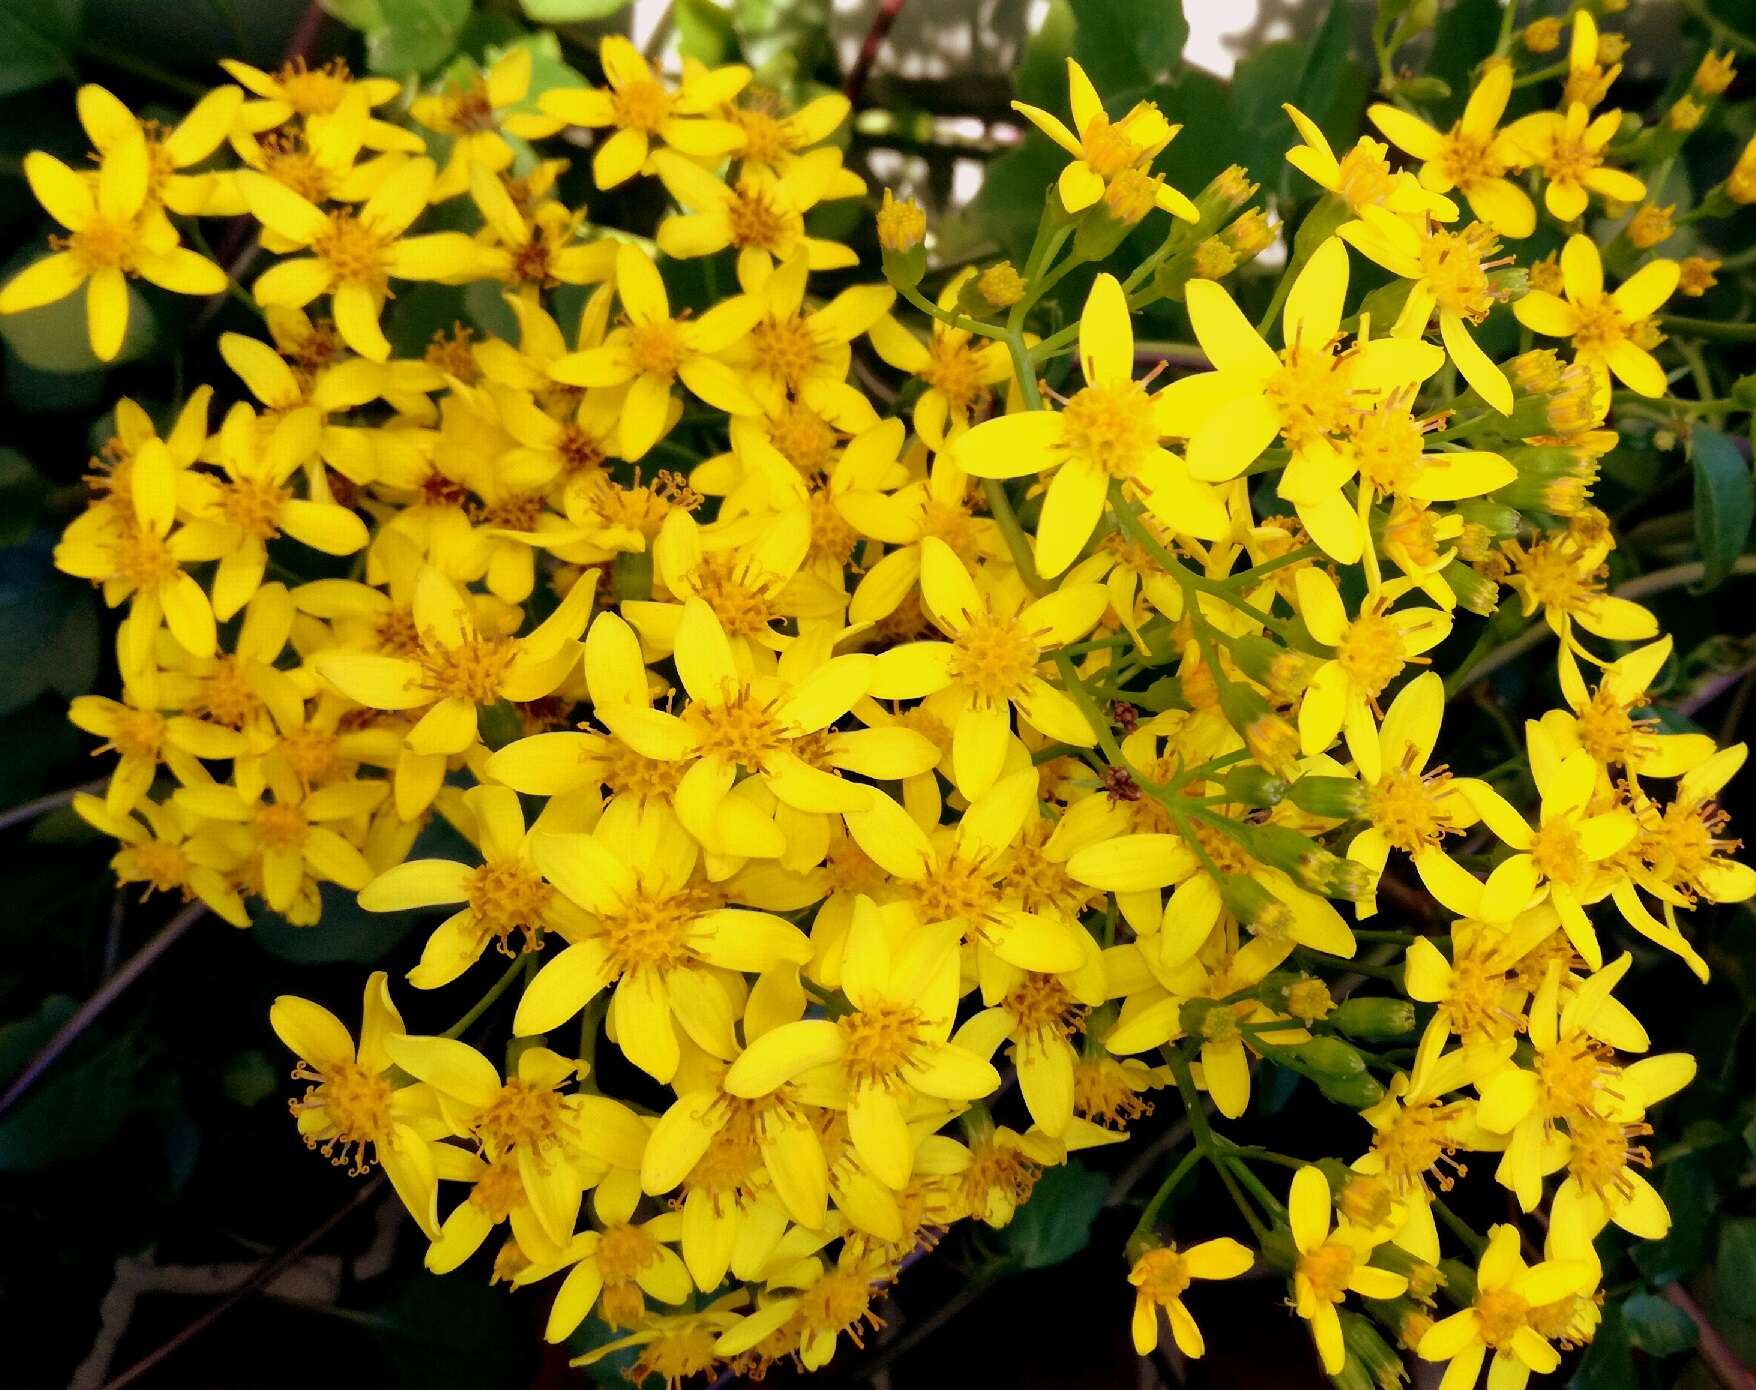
[1290,1035,1366,1081]
[1442,560,1501,617]
[1679,255,1721,297]
[1221,876,1296,939]
[1222,763,1289,808]
[975,261,1025,309]
[1523,16,1562,52]
[1455,499,1522,540]
[1332,997,1417,1041]
[1694,51,1736,96]
[1287,775,1369,818]
[1317,1068,1386,1108]
[1217,684,1300,777]
[1627,202,1675,249]
[1337,1172,1397,1230]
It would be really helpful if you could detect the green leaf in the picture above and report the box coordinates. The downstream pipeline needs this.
[1295,0,1353,124]
[0,0,80,98]
[1718,1220,1756,1324]
[1623,1291,1699,1357]
[1572,1299,1637,1390]
[1423,0,1500,126]
[1004,1158,1107,1269]
[367,0,473,75]
[0,452,47,546]
[0,996,148,1171]
[1014,0,1075,108]
[222,1049,279,1107]
[675,0,738,66]
[1634,1154,1715,1282]
[1068,0,1186,95]
[519,0,631,19]
[320,0,386,29]
[1689,423,1754,592]
[0,259,155,372]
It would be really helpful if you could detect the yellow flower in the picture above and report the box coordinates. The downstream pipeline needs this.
[722,90,851,176]
[868,270,1012,448]
[1416,1223,1598,1388]
[1293,570,1453,778]
[76,81,244,217]
[653,147,860,285]
[222,55,418,148]
[866,539,1104,797]
[269,971,441,1234]
[73,791,251,926]
[410,46,532,199]
[1368,62,1536,237]
[529,1175,693,1338]
[240,157,482,361]
[1288,1164,1409,1373]
[510,801,812,1081]
[1505,101,1645,222]
[1012,58,1198,220]
[1281,103,1457,220]
[521,38,749,189]
[1128,1238,1253,1356]
[0,135,227,361]
[549,243,763,459]
[1514,234,1677,397]
[1158,237,1443,563]
[1339,206,1515,413]
[466,165,618,292]
[953,273,1227,577]
[1461,720,1638,967]
[726,895,1000,1187]
[70,685,246,816]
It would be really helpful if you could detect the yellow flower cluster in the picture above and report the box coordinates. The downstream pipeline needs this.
[15,18,1751,1386]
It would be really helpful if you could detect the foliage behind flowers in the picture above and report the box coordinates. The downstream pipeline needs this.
[5,0,1756,1385]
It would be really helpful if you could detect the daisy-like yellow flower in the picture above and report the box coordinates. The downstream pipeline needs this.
[0,133,228,361]
[240,157,482,361]
[1461,719,1638,968]
[519,37,749,189]
[1293,570,1453,779]
[1417,1222,1597,1390]
[1513,234,1678,397]
[360,783,588,989]
[867,270,1013,448]
[73,791,251,926]
[722,90,852,176]
[509,801,813,1081]
[1339,206,1515,413]
[222,55,419,150]
[726,895,1000,1188]
[1505,101,1645,222]
[1287,1164,1409,1373]
[466,165,618,292]
[1281,103,1457,220]
[410,46,532,199]
[1128,1239,1253,1356]
[867,538,1104,798]
[1367,61,1536,237]
[311,564,593,763]
[1158,237,1444,563]
[1012,58,1198,220]
[529,1175,693,1338]
[952,273,1227,577]
[76,82,244,218]
[269,971,440,1235]
[652,147,860,286]
[549,243,762,459]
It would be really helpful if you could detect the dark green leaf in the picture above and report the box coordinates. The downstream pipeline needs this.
[1424,0,1500,126]
[1014,0,1075,108]
[1623,1291,1699,1357]
[367,0,473,75]
[1572,1299,1637,1390]
[0,996,147,1171]
[1689,424,1754,592]
[1634,1155,1715,1282]
[1718,1220,1756,1324]
[0,0,81,98]
[1295,0,1352,118]
[320,0,386,28]
[1005,1158,1107,1269]
[1068,0,1186,95]
[0,452,47,546]
[520,0,631,19]
[0,533,100,717]
[222,1049,279,1107]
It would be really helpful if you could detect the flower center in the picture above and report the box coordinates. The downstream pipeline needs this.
[731,107,789,165]
[920,334,989,410]
[1267,344,1355,442]
[130,839,190,892]
[1080,115,1141,178]
[1369,764,1453,853]
[291,1057,392,1173]
[1476,1289,1531,1351]
[112,523,181,589]
[684,686,786,766]
[221,476,291,540]
[1538,128,1602,190]
[277,58,354,116]
[1132,1247,1192,1302]
[1299,1241,1357,1303]
[63,218,138,272]
[767,401,839,475]
[601,740,688,803]
[467,860,553,952]
[1371,1100,1464,1193]
[838,1002,928,1085]
[107,706,166,760]
[312,209,390,289]
[1568,294,1628,356]
[795,1271,884,1351]
[1335,140,1397,207]
[1438,126,1507,188]
[469,1156,525,1219]
[597,880,717,974]
[1444,951,1520,1041]
[254,800,308,849]
[1335,611,1407,700]
[724,184,797,251]
[557,422,605,476]
[1003,972,1085,1038]
[1529,818,1586,886]
[609,79,671,133]
[749,314,823,391]
[627,319,685,378]
[422,635,516,704]
[474,1078,567,1158]
[1059,379,1157,478]
[948,610,1039,705]
[1349,408,1427,495]
[910,851,1001,931]
[961,1137,1041,1223]
[1535,1035,1612,1119]
[280,726,341,786]
[689,551,774,636]
[199,656,262,729]
[1419,223,1502,320]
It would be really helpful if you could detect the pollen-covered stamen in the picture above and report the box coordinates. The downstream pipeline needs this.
[56,217,140,274]
[1266,343,1358,443]
[1335,140,1397,207]
[1535,1035,1619,1121]
[1418,222,1506,322]
[220,476,292,539]
[290,1057,393,1175]
[275,57,355,115]
[1476,1289,1532,1351]
[313,209,391,289]
[1079,113,1143,177]
[597,881,718,974]
[595,1222,663,1329]
[749,314,824,392]
[626,318,686,377]
[1074,1058,1154,1128]
[1298,1241,1357,1304]
[1336,602,1417,705]
[910,851,1005,936]
[1437,124,1509,188]
[127,838,191,895]
[1575,685,1649,766]
[111,522,183,589]
[468,1156,526,1220]
[689,551,774,636]
[198,656,263,729]
[947,607,1040,706]
[1566,294,1630,356]
[1003,972,1086,1041]
[1441,948,1524,1042]
[1004,820,1098,918]
[960,1135,1041,1223]
[724,183,798,252]
[609,79,671,133]
[474,1078,569,1160]
[683,686,786,767]
[467,859,553,955]
[255,800,309,849]
[920,334,989,412]
[421,635,517,705]
[767,401,839,475]
[839,1002,929,1087]
[1566,1113,1652,1198]
[794,1271,887,1354]
[1058,379,1158,478]
[98,706,166,762]
[1529,817,1587,887]
[280,726,342,787]
[1369,754,1458,853]
[600,738,688,802]
[1372,1099,1466,1193]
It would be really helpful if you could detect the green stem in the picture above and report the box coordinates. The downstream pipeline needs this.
[1129,1147,1204,1254]
[440,954,526,1040]
[1432,1197,1488,1258]
[893,281,1007,340]
[1169,1050,1269,1241]
[1660,313,1756,343]
[982,478,1049,595]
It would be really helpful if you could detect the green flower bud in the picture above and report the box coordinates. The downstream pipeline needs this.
[1229,634,1322,698]
[1454,499,1522,541]
[1222,764,1289,808]
[1440,560,1500,618]
[1331,997,1417,1041]
[1317,1069,1387,1108]
[1288,1035,1367,1081]
[1287,775,1370,818]
[1240,823,1370,900]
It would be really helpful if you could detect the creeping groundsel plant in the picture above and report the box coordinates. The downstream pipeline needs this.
[12,6,1756,1386]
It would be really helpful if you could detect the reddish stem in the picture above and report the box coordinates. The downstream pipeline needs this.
[844,0,909,105]
[1661,1284,1756,1390]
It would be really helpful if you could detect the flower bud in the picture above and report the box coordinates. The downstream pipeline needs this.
[1733,373,1756,411]
[1316,1068,1386,1108]
[1240,823,1370,901]
[1190,164,1258,231]
[1331,997,1416,1041]
[1441,559,1501,617]
[1694,51,1736,96]
[1288,1035,1366,1081]
[1286,775,1369,818]
[1222,763,1289,808]
[1679,255,1721,297]
[1339,1312,1408,1390]
[877,189,927,287]
[1454,499,1521,541]
[1228,635,1322,700]
[1217,683,1299,777]
[1523,16,1563,52]
[1627,202,1674,249]
[1221,876,1297,939]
